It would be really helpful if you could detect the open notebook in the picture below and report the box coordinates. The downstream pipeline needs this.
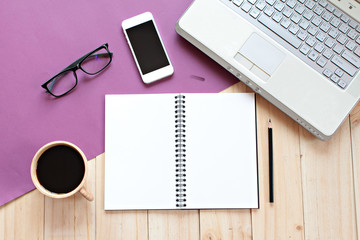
[104,93,258,210]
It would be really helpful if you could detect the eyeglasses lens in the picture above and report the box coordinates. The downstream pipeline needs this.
[48,70,77,96]
[81,48,111,74]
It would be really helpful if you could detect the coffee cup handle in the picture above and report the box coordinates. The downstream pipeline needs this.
[80,186,94,201]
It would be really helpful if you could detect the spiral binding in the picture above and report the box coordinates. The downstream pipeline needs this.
[175,94,187,208]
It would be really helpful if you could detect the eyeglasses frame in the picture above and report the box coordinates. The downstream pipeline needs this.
[41,43,113,97]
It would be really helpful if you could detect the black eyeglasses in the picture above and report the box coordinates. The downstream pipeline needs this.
[41,43,113,97]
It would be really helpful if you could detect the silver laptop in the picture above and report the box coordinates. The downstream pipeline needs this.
[176,0,360,140]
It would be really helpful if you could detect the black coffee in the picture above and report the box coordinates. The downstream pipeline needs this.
[36,145,85,194]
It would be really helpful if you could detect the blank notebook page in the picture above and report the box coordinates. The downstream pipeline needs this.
[184,93,258,209]
[105,94,176,210]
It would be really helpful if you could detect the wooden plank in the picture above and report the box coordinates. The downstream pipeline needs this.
[200,210,252,240]
[95,153,148,240]
[44,158,96,240]
[148,210,199,240]
[350,103,360,240]
[0,189,44,240]
[251,96,304,240]
[300,119,357,239]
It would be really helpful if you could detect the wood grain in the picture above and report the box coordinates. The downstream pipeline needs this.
[148,210,199,240]
[300,119,357,240]
[200,210,252,240]
[0,190,44,240]
[350,103,360,240]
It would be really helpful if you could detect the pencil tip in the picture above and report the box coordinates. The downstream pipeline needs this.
[268,119,272,128]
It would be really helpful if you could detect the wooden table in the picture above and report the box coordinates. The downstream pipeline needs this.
[1,82,359,240]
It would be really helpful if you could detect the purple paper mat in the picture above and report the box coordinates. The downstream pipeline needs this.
[0,0,237,206]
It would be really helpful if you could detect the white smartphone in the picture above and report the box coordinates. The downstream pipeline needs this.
[122,12,174,84]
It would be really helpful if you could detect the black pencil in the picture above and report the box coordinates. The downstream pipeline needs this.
[268,119,274,203]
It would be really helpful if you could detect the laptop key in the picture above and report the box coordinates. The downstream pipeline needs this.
[300,44,311,54]
[256,0,267,10]
[317,56,327,67]
[299,20,310,30]
[286,0,297,8]
[318,0,328,7]
[349,20,358,29]
[333,44,344,54]
[308,25,318,35]
[330,18,341,28]
[314,43,325,52]
[232,0,243,6]
[331,55,357,76]
[347,30,358,40]
[328,28,339,38]
[308,50,319,61]
[313,5,324,15]
[338,80,347,88]
[321,11,332,22]
[306,36,316,46]
[342,50,360,68]
[295,4,305,14]
[264,6,275,16]
[291,13,302,23]
[316,31,327,42]
[258,14,302,48]
[345,41,356,51]
[335,68,344,77]
[283,7,293,18]
[303,10,314,20]
[324,38,336,48]
[330,74,340,83]
[325,3,335,13]
[340,14,350,23]
[339,23,350,34]
[320,22,331,32]
[311,16,322,26]
[272,12,283,22]
[297,30,308,40]
[250,8,261,18]
[323,48,333,59]
[333,9,343,18]
[337,34,348,45]
[323,68,332,77]
[281,18,291,28]
[305,0,316,9]
[289,24,300,34]
[274,2,285,11]
[241,2,252,12]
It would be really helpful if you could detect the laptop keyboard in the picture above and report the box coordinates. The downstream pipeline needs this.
[221,0,360,89]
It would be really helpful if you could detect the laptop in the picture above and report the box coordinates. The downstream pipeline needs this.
[176,0,360,140]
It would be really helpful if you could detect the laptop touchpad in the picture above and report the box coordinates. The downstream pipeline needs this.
[236,33,285,78]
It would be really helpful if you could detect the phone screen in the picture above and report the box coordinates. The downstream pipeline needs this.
[126,20,170,75]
